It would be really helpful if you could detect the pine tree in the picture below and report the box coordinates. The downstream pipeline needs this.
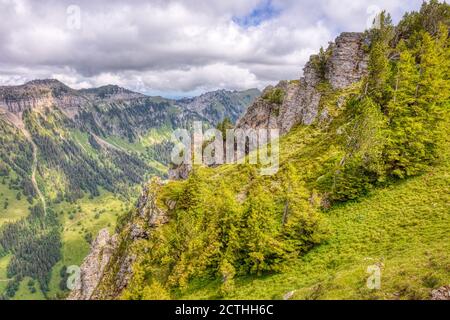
[281,164,328,253]
[384,26,450,178]
[366,11,394,106]
[241,183,286,275]
[384,40,421,177]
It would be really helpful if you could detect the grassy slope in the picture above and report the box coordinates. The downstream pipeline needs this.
[46,191,129,298]
[0,188,129,299]
[180,138,450,300]
[0,177,30,227]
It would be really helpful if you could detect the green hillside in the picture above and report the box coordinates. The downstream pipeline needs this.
[180,135,450,299]
[110,2,450,301]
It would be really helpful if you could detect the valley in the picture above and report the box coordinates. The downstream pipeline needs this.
[0,81,259,299]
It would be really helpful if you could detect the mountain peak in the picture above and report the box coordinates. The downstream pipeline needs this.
[79,84,145,100]
[25,79,66,87]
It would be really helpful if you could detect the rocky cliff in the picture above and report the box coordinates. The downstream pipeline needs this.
[236,32,368,134]
[72,32,371,300]
[69,178,169,300]
[0,79,88,117]
[67,229,118,300]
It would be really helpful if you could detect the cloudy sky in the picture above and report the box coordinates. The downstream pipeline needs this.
[0,0,425,98]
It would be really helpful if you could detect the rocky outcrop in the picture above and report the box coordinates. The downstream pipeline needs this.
[236,32,368,134]
[67,229,118,300]
[168,164,193,181]
[431,286,450,300]
[76,178,169,300]
[136,178,169,227]
[325,32,369,89]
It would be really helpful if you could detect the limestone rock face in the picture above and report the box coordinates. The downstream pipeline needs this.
[67,229,118,300]
[74,178,170,300]
[236,32,368,135]
[326,32,369,89]
[0,79,88,117]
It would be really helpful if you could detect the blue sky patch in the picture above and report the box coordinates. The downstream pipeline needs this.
[233,0,280,27]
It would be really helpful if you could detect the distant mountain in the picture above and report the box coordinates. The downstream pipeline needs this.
[0,79,259,299]
[0,80,260,139]
[178,88,261,124]
[0,79,260,199]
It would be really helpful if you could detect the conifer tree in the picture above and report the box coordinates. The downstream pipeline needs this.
[366,11,394,106]
[384,26,449,177]
[384,40,421,177]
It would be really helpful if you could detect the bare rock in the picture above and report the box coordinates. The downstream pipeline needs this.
[136,177,169,227]
[326,32,369,89]
[431,286,450,300]
[168,163,193,181]
[236,32,368,135]
[67,229,118,300]
[86,178,169,299]
[0,79,88,117]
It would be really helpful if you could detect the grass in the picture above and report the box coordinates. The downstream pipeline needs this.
[0,178,30,227]
[0,188,128,300]
[179,153,450,300]
[104,136,147,153]
[12,277,46,301]
[70,130,99,158]
[46,190,130,298]
[0,256,44,301]
[104,126,172,154]
[0,255,11,294]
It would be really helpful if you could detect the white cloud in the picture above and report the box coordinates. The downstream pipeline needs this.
[0,0,425,97]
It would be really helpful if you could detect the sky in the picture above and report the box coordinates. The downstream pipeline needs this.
[0,0,426,98]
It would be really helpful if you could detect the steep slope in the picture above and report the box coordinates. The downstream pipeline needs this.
[180,133,450,300]
[77,2,450,301]
[70,32,371,299]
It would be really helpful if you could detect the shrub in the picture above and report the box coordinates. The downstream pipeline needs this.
[263,88,285,105]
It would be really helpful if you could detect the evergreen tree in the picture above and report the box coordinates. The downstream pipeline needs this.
[384,26,449,178]
[240,183,286,275]
[384,40,421,177]
[366,11,394,106]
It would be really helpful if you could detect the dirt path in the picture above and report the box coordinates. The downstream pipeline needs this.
[1,111,47,215]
